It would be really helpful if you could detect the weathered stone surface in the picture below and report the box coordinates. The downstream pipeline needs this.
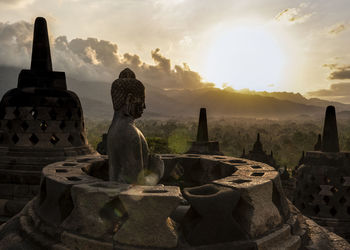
[114,185,182,248]
[61,231,112,250]
[61,182,130,241]
[182,184,247,246]
[294,150,350,241]
[255,224,300,250]
[215,175,283,238]
[37,173,97,226]
[0,154,349,249]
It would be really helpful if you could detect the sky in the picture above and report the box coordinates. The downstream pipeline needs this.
[1,0,350,102]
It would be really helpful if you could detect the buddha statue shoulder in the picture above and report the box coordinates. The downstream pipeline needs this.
[107,68,164,185]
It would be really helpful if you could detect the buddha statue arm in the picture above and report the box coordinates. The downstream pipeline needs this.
[138,130,164,185]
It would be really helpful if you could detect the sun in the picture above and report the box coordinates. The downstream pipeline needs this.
[204,26,285,91]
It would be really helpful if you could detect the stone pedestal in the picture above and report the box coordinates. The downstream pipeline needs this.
[114,185,182,248]
[182,184,246,245]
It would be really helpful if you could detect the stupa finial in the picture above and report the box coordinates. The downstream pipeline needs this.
[321,106,339,152]
[196,108,209,142]
[30,17,52,72]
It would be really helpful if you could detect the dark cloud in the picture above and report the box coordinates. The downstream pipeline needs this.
[307,83,350,106]
[307,82,350,99]
[0,21,32,67]
[0,20,213,90]
[323,64,350,80]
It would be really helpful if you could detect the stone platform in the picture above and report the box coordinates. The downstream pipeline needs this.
[0,154,348,249]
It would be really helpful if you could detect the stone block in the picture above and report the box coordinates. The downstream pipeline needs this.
[61,182,130,241]
[114,185,182,248]
[214,176,283,238]
[38,173,97,226]
[182,184,247,246]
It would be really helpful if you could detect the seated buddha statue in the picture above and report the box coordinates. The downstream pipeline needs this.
[107,68,164,185]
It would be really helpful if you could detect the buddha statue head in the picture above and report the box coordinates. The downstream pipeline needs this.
[111,68,145,119]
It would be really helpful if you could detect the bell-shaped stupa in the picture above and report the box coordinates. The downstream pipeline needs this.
[294,105,350,241]
[0,17,95,222]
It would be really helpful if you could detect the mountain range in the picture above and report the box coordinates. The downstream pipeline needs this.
[1,66,349,120]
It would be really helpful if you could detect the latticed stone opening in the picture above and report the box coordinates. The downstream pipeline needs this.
[251,172,264,177]
[251,165,262,169]
[340,196,346,205]
[67,176,81,181]
[12,134,19,144]
[68,134,74,145]
[56,169,68,173]
[330,207,337,217]
[13,108,20,118]
[231,179,251,184]
[50,134,59,145]
[49,109,57,120]
[308,194,314,202]
[6,121,12,130]
[323,196,330,205]
[21,121,29,131]
[31,108,38,119]
[40,120,48,131]
[29,133,39,145]
[59,121,66,130]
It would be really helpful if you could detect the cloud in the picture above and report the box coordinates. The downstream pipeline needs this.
[275,3,312,24]
[0,21,33,67]
[328,23,347,35]
[323,64,350,80]
[0,0,35,8]
[0,20,213,90]
[308,82,350,97]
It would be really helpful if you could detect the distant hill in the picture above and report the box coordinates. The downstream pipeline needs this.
[1,66,350,120]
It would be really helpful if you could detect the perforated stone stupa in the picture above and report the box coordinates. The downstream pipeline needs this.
[241,133,279,170]
[0,17,95,221]
[294,105,350,241]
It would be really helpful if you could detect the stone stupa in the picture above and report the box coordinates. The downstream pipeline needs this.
[0,17,95,222]
[241,133,279,170]
[187,108,222,155]
[294,105,350,241]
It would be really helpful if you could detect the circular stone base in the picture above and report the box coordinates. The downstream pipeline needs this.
[1,154,348,249]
